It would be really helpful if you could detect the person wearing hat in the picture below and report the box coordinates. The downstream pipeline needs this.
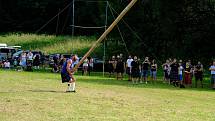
[61,54,79,92]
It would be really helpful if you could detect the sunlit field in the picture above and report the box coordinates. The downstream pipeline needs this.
[0,69,214,121]
[0,33,100,55]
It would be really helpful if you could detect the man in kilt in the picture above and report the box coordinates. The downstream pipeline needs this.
[131,56,141,84]
[170,58,179,87]
[61,54,78,92]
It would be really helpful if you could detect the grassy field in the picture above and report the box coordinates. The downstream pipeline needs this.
[0,69,215,121]
[0,33,103,56]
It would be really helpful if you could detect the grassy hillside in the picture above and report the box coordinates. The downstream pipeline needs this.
[0,70,214,121]
[0,33,104,57]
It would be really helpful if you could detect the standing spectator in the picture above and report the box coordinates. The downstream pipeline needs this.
[138,58,142,82]
[131,56,141,84]
[52,54,59,72]
[170,58,179,87]
[26,51,34,71]
[107,57,113,77]
[178,61,184,88]
[20,51,27,70]
[0,60,3,68]
[141,57,150,84]
[194,61,203,88]
[82,58,89,76]
[41,53,46,69]
[59,55,65,72]
[209,61,215,89]
[162,60,170,83]
[116,57,125,80]
[184,61,192,87]
[150,59,157,83]
[4,60,10,69]
[126,55,133,81]
[13,59,18,69]
[188,60,194,80]
[107,56,114,77]
[88,57,94,76]
[27,50,34,60]
[33,53,40,69]
[112,56,117,74]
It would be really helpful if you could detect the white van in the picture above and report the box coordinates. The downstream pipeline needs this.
[0,43,7,48]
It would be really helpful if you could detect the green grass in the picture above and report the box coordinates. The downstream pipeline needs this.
[0,33,103,56]
[0,69,215,121]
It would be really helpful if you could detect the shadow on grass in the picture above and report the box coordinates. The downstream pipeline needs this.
[28,90,67,93]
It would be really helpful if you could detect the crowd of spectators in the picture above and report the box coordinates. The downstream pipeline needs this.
[107,54,215,89]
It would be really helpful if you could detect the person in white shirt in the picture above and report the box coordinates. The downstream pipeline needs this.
[4,60,10,69]
[82,58,89,76]
[27,51,34,70]
[126,55,133,81]
[27,51,34,60]
[209,61,215,89]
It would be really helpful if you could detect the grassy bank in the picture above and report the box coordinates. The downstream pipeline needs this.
[0,33,104,56]
[0,70,214,121]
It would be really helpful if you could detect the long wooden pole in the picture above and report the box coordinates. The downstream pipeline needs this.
[72,0,138,72]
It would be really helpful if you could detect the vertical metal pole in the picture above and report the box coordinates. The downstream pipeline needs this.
[103,1,108,77]
[71,0,75,54]
[72,0,75,36]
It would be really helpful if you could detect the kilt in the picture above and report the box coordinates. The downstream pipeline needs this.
[170,71,178,81]
[61,72,71,83]
[116,67,124,73]
[132,70,140,78]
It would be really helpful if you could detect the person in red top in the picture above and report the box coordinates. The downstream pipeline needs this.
[184,61,192,87]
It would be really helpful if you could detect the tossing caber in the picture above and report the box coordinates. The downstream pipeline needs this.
[61,54,78,92]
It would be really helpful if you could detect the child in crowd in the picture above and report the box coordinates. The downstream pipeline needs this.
[4,60,10,69]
